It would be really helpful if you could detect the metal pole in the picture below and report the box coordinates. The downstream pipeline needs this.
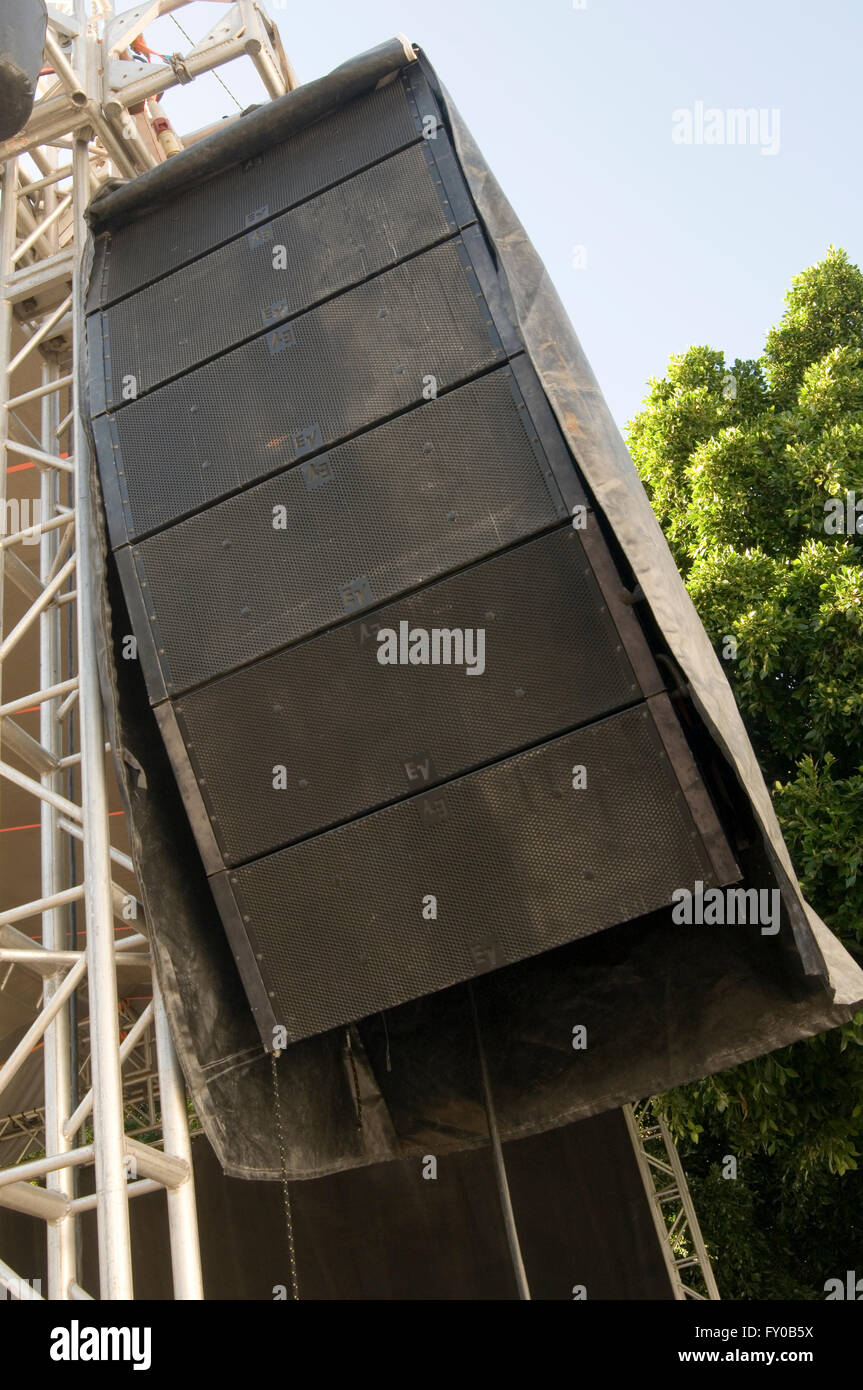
[153,980,203,1299]
[0,955,87,1098]
[467,984,531,1300]
[64,999,153,1138]
[0,155,17,823]
[0,1145,94,1188]
[41,348,78,1299]
[72,132,133,1299]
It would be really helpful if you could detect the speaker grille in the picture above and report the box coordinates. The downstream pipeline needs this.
[105,236,506,540]
[86,58,738,1054]
[96,143,461,407]
[174,527,639,863]
[96,77,423,304]
[131,367,566,694]
[226,703,716,1042]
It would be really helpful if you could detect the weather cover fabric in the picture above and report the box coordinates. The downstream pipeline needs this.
[80,39,863,1181]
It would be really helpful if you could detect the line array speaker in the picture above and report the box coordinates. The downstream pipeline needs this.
[87,59,739,1046]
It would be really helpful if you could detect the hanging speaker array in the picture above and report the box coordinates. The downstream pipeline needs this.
[86,60,740,1046]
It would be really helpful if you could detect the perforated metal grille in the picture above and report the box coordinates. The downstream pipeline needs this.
[229,704,716,1042]
[133,368,566,693]
[98,78,421,303]
[98,144,457,407]
[176,526,639,863]
[111,236,504,539]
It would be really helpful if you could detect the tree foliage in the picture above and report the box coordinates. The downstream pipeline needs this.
[626,247,863,1298]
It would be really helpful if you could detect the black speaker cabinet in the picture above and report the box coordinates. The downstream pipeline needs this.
[87,60,739,1046]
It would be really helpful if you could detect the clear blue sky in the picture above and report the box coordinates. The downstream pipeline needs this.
[145,0,863,428]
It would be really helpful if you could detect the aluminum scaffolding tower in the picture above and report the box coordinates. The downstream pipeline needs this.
[0,1,719,1302]
[0,0,292,1301]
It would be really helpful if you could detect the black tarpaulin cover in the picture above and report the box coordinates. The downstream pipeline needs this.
[81,39,863,1181]
[0,1111,675,1299]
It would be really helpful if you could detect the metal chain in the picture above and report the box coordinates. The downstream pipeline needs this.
[270,1051,299,1300]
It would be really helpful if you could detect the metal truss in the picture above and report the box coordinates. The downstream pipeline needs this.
[624,1101,721,1300]
[0,999,202,1170]
[0,0,291,1301]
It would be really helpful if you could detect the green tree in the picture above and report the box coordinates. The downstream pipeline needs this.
[626,246,863,1299]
